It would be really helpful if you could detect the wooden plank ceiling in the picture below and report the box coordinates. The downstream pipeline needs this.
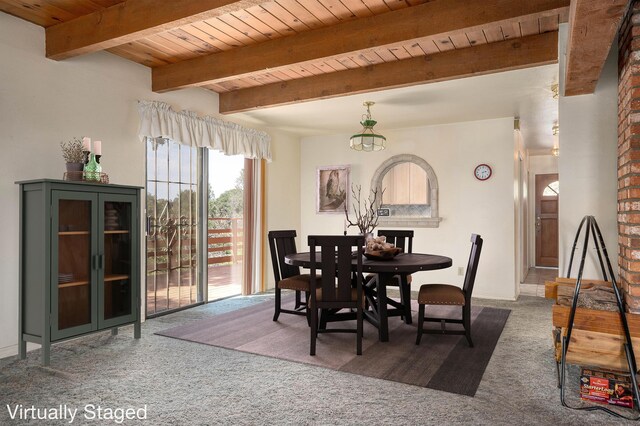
[0,0,572,114]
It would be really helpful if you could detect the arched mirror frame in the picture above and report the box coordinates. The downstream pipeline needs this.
[371,154,442,228]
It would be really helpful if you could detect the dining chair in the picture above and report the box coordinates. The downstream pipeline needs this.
[368,229,414,323]
[415,234,483,347]
[268,230,318,322]
[308,234,365,356]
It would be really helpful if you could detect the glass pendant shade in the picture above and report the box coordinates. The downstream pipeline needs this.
[350,102,386,152]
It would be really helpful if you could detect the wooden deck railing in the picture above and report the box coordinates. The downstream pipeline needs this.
[207,217,243,265]
[146,217,243,271]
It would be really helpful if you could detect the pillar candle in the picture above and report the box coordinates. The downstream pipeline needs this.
[82,137,91,152]
[94,140,102,156]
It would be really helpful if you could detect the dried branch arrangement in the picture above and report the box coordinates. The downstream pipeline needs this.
[60,138,84,163]
[344,184,384,235]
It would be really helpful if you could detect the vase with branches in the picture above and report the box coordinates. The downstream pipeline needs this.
[344,184,384,235]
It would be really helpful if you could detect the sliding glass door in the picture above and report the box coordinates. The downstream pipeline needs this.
[146,138,199,316]
[207,150,244,301]
[146,140,253,316]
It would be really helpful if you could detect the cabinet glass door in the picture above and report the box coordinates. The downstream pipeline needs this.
[51,192,98,340]
[99,194,138,327]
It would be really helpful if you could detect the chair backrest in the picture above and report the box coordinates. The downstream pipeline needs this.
[308,235,364,303]
[377,229,414,253]
[462,234,483,299]
[268,230,301,283]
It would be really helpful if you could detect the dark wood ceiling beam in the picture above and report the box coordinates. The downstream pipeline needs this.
[219,32,558,114]
[153,0,569,92]
[564,0,628,96]
[45,0,271,60]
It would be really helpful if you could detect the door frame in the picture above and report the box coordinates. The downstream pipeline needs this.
[535,173,559,267]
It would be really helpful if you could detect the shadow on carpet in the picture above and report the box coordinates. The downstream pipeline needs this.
[156,296,510,397]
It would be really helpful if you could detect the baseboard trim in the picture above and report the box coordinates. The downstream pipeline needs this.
[0,342,39,360]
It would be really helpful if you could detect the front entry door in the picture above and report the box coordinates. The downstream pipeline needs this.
[535,174,559,267]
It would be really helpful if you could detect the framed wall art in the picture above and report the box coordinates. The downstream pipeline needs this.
[316,165,350,214]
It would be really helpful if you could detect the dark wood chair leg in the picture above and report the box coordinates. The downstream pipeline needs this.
[319,309,328,331]
[416,303,425,345]
[305,292,312,327]
[294,290,302,310]
[463,304,473,347]
[401,276,412,324]
[273,287,281,322]
[357,306,363,355]
[397,278,405,321]
[310,306,317,356]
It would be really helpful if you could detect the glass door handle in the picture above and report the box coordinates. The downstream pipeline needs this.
[92,254,104,270]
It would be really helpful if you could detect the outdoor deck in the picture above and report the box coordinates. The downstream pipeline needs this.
[146,217,243,316]
[146,263,242,315]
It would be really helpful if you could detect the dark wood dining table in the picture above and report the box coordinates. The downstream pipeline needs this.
[284,252,452,341]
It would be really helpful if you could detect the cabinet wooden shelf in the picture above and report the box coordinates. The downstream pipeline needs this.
[105,274,129,282]
[58,231,90,236]
[58,280,89,289]
[17,179,142,366]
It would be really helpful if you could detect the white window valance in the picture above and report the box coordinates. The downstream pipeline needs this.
[138,100,271,161]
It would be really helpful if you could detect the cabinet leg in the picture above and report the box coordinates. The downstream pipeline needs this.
[42,342,50,367]
[134,321,141,339]
[111,328,118,336]
[18,339,26,360]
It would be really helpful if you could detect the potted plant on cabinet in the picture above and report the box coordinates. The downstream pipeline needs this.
[60,138,84,180]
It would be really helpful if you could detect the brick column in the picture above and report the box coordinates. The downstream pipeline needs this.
[619,0,640,313]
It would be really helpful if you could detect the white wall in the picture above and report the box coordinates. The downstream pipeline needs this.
[513,128,527,292]
[264,130,302,289]
[558,24,618,278]
[300,118,517,300]
[0,13,299,357]
[528,154,559,268]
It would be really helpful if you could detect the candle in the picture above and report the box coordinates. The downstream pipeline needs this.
[94,140,102,156]
[82,137,91,152]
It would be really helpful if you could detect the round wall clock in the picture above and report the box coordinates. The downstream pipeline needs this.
[474,164,492,181]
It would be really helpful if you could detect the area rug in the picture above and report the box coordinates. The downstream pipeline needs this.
[156,296,510,397]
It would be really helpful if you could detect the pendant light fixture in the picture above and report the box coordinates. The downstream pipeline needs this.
[349,101,386,152]
[551,122,559,157]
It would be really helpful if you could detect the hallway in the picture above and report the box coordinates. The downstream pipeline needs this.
[520,267,558,297]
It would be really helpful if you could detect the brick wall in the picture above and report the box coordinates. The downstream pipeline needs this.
[619,0,640,313]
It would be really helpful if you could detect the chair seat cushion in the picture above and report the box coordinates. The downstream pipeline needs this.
[418,284,465,305]
[278,274,319,291]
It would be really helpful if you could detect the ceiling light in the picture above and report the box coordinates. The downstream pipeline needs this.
[349,101,386,152]
[551,122,559,156]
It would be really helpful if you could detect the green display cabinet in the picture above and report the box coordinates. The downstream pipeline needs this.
[17,179,142,366]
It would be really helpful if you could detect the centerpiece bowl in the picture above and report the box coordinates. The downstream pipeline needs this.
[364,247,402,260]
